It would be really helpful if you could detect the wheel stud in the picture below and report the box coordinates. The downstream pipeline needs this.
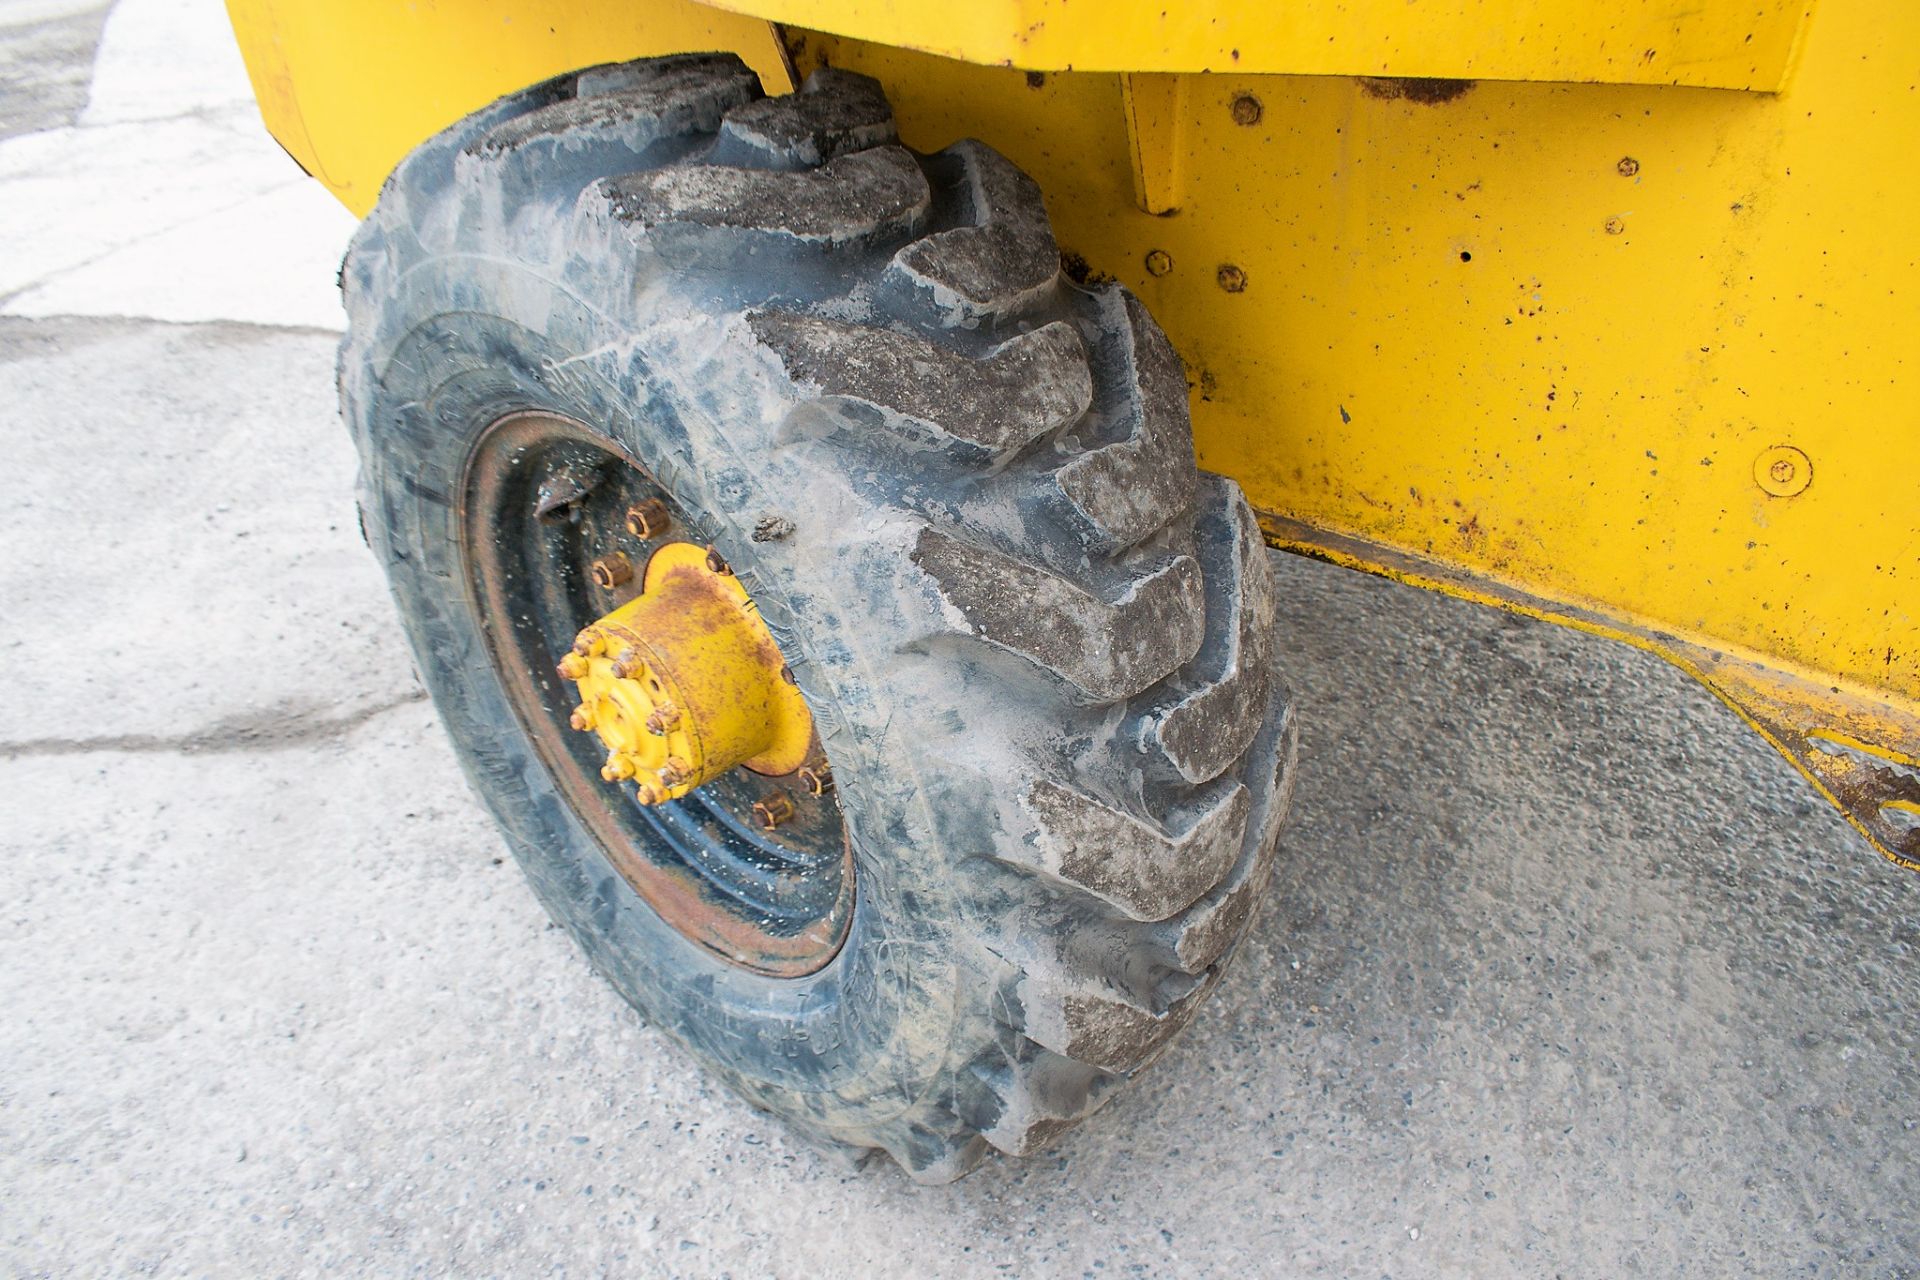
[625,499,670,539]
[591,553,633,589]
[612,648,647,679]
[798,759,834,797]
[645,703,682,736]
[634,779,667,805]
[752,791,795,830]
[659,757,693,787]
[601,754,636,782]
[556,652,590,681]
[573,630,605,657]
[570,703,595,731]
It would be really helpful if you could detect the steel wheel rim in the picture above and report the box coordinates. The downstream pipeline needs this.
[460,411,854,977]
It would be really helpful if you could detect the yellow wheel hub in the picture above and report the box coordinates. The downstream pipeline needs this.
[555,541,812,805]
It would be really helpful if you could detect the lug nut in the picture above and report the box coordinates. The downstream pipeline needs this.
[753,791,796,830]
[573,630,606,657]
[625,498,671,539]
[556,652,590,681]
[569,703,595,732]
[601,754,636,782]
[704,545,732,575]
[658,757,693,787]
[611,648,647,680]
[798,759,835,797]
[591,553,633,589]
[635,780,667,805]
[644,703,682,736]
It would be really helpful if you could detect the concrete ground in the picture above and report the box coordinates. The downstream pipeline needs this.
[2,3,1916,1276]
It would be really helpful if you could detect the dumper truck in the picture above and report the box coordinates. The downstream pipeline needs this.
[224,0,1918,1180]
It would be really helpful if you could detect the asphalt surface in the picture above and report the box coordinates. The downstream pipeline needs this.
[3,4,1916,1277]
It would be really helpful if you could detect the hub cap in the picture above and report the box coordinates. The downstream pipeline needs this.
[558,541,814,806]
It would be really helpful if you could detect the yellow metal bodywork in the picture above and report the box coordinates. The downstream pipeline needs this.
[561,542,813,806]
[705,0,1810,90]
[226,0,1920,870]
[224,0,793,215]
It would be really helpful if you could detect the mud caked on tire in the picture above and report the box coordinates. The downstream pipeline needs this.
[341,53,1297,1181]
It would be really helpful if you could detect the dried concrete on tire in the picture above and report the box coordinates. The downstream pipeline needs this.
[4,4,1919,1276]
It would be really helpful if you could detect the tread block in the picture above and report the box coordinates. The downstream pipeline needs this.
[972,1042,1118,1157]
[716,67,896,169]
[1021,778,1251,921]
[910,527,1204,701]
[1055,289,1198,551]
[1014,965,1219,1074]
[888,140,1059,323]
[466,57,759,169]
[600,146,930,248]
[748,313,1091,466]
[1152,698,1298,974]
[1148,478,1276,783]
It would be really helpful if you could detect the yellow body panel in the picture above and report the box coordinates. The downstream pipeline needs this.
[224,0,793,214]
[707,0,1809,90]
[226,0,1920,868]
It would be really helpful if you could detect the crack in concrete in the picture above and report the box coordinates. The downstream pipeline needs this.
[0,690,428,760]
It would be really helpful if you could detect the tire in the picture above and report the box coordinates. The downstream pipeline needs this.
[339,53,1297,1182]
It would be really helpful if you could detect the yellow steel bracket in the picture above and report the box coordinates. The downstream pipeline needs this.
[1121,74,1184,215]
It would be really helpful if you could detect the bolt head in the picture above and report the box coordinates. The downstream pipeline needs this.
[1754,444,1813,497]
[1604,216,1626,235]
[704,546,731,575]
[624,499,670,539]
[1617,156,1640,177]
[591,553,633,590]
[1216,264,1248,293]
[1144,249,1174,278]
[1230,93,1263,126]
[752,791,796,830]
